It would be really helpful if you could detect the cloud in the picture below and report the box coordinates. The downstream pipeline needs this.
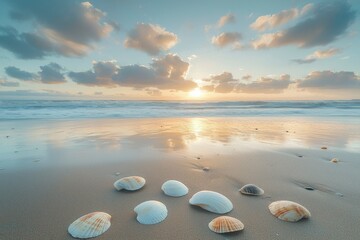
[250,4,312,31]
[242,74,252,80]
[68,60,121,87]
[5,66,37,80]
[114,54,196,91]
[237,74,291,93]
[187,54,198,61]
[0,27,49,59]
[252,2,356,49]
[0,78,19,87]
[69,54,197,91]
[205,14,236,32]
[297,71,360,89]
[1,0,113,59]
[145,88,162,96]
[124,23,178,55]
[212,32,242,48]
[202,72,238,93]
[217,14,236,28]
[202,73,292,94]
[39,63,66,84]
[5,63,66,84]
[293,48,341,64]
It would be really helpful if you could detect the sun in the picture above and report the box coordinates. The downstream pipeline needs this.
[188,88,204,98]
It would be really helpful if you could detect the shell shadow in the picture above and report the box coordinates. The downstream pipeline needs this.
[292,180,343,197]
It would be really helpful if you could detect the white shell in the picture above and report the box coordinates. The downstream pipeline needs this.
[269,200,311,222]
[113,176,145,191]
[189,190,233,214]
[161,180,189,197]
[208,216,244,233]
[134,200,168,224]
[68,212,111,239]
[239,184,264,196]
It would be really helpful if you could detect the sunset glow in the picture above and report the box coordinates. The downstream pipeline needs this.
[188,88,204,98]
[0,0,359,100]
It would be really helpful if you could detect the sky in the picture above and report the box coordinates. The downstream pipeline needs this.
[0,0,359,100]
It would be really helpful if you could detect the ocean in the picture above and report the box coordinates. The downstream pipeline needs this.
[0,100,359,120]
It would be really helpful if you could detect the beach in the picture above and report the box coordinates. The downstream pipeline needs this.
[1,117,359,239]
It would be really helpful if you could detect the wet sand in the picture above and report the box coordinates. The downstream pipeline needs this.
[1,117,360,239]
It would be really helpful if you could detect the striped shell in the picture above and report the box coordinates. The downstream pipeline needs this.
[134,200,168,224]
[208,216,244,233]
[161,180,189,197]
[68,212,111,239]
[239,184,264,196]
[113,176,145,191]
[189,190,233,214]
[269,200,311,222]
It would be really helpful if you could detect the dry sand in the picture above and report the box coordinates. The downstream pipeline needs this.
[0,117,359,239]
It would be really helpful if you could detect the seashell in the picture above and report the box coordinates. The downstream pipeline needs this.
[189,190,233,214]
[268,200,311,222]
[113,176,145,191]
[330,158,339,163]
[161,180,189,197]
[134,200,168,224]
[208,216,244,233]
[239,184,264,196]
[68,212,111,239]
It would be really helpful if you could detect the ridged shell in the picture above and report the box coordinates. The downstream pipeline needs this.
[113,176,145,191]
[161,180,189,197]
[268,200,311,222]
[208,216,244,233]
[68,212,111,239]
[189,190,233,214]
[134,200,168,224]
[239,184,264,196]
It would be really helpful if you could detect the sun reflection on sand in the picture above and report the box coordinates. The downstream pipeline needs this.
[14,117,360,154]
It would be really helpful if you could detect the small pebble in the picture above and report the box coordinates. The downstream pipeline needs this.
[321,146,327,150]
[305,187,314,191]
[330,158,339,163]
[202,167,210,171]
[335,192,344,197]
[196,157,200,160]
[297,155,303,158]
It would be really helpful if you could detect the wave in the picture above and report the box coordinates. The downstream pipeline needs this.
[0,100,359,120]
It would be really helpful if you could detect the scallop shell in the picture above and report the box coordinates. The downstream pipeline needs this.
[161,180,189,197]
[239,184,264,196]
[134,200,168,224]
[68,212,111,239]
[189,190,233,214]
[208,216,244,233]
[268,200,311,222]
[113,176,145,191]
